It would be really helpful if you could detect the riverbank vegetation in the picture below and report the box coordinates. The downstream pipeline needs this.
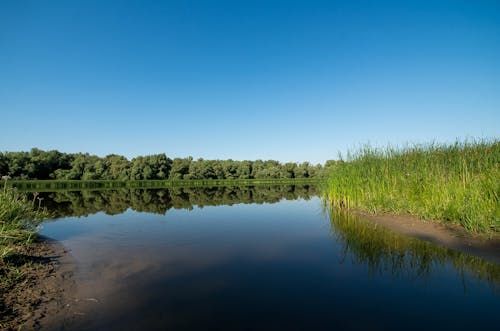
[0,183,50,322]
[0,185,48,258]
[0,149,328,181]
[324,140,499,233]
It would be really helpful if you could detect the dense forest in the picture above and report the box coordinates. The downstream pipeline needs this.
[0,148,336,180]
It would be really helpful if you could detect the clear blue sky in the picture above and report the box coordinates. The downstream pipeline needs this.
[1,0,499,164]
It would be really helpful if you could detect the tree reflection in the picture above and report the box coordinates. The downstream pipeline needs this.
[39,185,319,219]
[34,186,499,290]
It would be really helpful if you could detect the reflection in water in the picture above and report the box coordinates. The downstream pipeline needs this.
[326,207,500,291]
[38,185,500,291]
[37,186,500,330]
[38,184,319,219]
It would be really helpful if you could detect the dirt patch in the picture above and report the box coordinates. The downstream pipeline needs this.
[354,210,500,264]
[0,236,77,331]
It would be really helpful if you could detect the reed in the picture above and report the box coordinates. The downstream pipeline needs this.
[0,184,49,302]
[323,139,500,232]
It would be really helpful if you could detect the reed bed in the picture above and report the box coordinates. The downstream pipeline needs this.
[1,185,49,255]
[324,139,500,233]
[0,184,49,278]
[0,184,50,326]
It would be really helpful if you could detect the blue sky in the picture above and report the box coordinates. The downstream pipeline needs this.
[1,0,499,164]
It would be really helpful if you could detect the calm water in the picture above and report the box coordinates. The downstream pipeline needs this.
[38,186,499,331]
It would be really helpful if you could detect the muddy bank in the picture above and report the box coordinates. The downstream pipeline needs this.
[355,211,500,264]
[0,236,77,331]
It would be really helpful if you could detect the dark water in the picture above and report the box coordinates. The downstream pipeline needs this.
[38,186,500,331]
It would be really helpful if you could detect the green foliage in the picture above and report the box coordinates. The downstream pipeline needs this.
[130,154,171,180]
[0,149,326,181]
[105,154,130,180]
[168,157,192,180]
[324,139,500,233]
[0,184,49,262]
[0,183,50,325]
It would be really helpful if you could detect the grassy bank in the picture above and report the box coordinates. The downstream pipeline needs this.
[0,183,49,322]
[323,140,499,233]
[7,178,322,192]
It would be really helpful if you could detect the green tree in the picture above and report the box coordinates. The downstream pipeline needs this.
[295,162,310,178]
[0,152,7,176]
[169,157,192,180]
[105,154,130,180]
[281,162,297,178]
[130,157,147,180]
[237,161,252,179]
[222,160,238,179]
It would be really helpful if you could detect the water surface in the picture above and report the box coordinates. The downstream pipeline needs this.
[39,186,500,330]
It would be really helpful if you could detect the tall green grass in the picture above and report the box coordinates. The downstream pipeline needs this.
[324,139,500,232]
[0,184,50,325]
[0,184,49,259]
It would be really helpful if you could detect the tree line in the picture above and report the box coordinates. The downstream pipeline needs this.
[0,148,338,180]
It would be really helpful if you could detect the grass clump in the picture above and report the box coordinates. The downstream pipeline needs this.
[0,179,49,321]
[324,139,500,233]
[0,185,48,259]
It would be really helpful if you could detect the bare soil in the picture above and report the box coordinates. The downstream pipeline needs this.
[0,236,77,331]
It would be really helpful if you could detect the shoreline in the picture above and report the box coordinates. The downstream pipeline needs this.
[0,236,76,331]
[354,210,500,265]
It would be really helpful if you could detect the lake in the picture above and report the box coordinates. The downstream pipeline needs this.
[38,185,499,330]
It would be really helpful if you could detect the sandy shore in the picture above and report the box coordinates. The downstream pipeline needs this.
[355,210,500,265]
